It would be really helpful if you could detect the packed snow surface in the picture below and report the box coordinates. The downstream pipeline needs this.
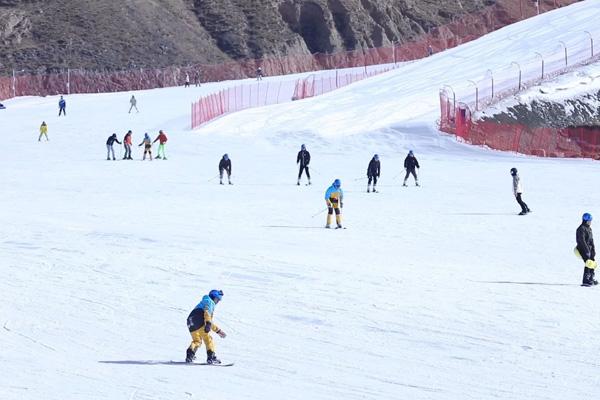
[2,2,600,399]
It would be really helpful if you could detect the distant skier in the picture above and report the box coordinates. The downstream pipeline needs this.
[58,96,66,116]
[367,154,380,193]
[138,133,153,161]
[122,130,133,160]
[297,144,311,185]
[325,179,344,229]
[576,213,597,286]
[38,121,49,141]
[185,289,227,364]
[510,168,531,215]
[128,95,139,113]
[106,133,121,160]
[403,150,420,187]
[153,130,168,160]
[219,154,232,185]
[185,73,190,88]
[256,67,263,81]
[194,72,201,87]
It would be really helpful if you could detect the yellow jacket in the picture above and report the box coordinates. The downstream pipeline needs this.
[40,124,48,134]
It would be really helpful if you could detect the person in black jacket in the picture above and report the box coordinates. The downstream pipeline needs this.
[367,154,380,193]
[403,150,420,187]
[106,133,121,160]
[219,154,232,185]
[576,213,597,286]
[297,144,311,185]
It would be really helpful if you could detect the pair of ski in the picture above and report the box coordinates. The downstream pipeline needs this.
[172,361,234,367]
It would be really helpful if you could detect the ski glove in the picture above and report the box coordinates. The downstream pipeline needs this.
[216,329,227,338]
[204,322,212,333]
[585,259,598,269]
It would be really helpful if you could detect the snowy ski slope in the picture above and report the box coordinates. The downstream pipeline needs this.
[1,2,600,400]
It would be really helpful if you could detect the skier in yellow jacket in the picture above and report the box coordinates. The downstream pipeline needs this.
[38,121,48,141]
[185,290,227,364]
[325,179,344,229]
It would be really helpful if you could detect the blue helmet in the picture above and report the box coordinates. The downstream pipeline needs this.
[582,213,593,222]
[301,144,306,150]
[333,179,341,188]
[408,150,414,155]
[223,154,229,161]
[374,154,379,161]
[209,289,223,301]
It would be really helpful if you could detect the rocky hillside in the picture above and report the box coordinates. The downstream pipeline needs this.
[0,0,572,74]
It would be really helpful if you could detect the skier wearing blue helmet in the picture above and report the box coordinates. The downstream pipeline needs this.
[219,154,232,185]
[576,213,596,286]
[324,179,344,228]
[186,289,227,364]
[367,154,380,193]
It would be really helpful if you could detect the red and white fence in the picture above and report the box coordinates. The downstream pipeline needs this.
[191,65,395,128]
[439,28,600,159]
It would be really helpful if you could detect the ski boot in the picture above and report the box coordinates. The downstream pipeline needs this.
[415,182,420,187]
[185,348,196,363]
[336,223,343,229]
[297,180,300,186]
[113,157,116,161]
[207,350,221,365]
[156,155,161,159]
[107,157,110,161]
[228,180,233,185]
[325,224,331,229]
[372,186,377,193]
[308,180,311,185]
[367,187,370,193]
[518,211,527,215]
[220,180,224,185]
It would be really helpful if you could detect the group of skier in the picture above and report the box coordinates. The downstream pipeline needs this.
[105,130,168,161]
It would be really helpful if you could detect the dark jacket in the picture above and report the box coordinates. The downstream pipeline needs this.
[367,159,380,177]
[576,223,595,261]
[106,135,121,146]
[219,158,232,174]
[297,150,311,167]
[404,155,420,170]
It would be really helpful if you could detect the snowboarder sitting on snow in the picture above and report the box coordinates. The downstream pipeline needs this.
[325,179,344,229]
[153,130,168,160]
[297,144,311,185]
[58,96,66,116]
[403,150,419,186]
[576,213,597,286]
[510,167,531,215]
[138,133,153,161]
[123,130,133,160]
[106,133,121,160]
[367,154,380,193]
[219,154,232,185]
[39,121,49,142]
[186,290,227,364]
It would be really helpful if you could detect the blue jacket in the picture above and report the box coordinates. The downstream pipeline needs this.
[194,295,216,316]
[59,99,66,108]
[325,185,343,202]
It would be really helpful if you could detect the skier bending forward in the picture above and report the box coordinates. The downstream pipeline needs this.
[325,179,344,229]
[186,290,227,364]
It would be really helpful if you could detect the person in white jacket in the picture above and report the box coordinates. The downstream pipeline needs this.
[510,167,531,215]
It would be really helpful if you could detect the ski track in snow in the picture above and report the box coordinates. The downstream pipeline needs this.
[2,2,600,399]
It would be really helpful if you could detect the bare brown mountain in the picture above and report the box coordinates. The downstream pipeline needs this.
[0,0,572,74]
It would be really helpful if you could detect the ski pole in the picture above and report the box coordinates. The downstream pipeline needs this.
[353,177,367,181]
[207,174,219,182]
[311,207,328,218]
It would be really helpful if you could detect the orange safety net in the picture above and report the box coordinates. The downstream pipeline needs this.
[439,91,600,159]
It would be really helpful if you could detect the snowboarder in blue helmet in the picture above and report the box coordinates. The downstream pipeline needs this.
[576,213,597,286]
[325,179,344,229]
[186,289,227,364]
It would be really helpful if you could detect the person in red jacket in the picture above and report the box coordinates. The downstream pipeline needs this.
[153,130,168,160]
[122,130,133,160]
